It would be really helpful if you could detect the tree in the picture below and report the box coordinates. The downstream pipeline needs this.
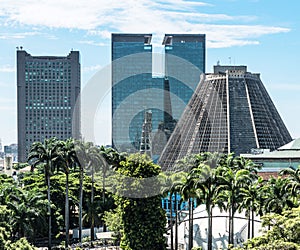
[85,145,103,243]
[262,177,296,214]
[98,146,118,231]
[177,152,222,250]
[160,171,187,250]
[115,153,166,250]
[233,207,300,249]
[280,166,300,198]
[7,189,47,240]
[216,156,253,246]
[190,163,218,250]
[57,139,79,249]
[239,177,263,239]
[28,137,60,250]
[176,154,206,250]
[74,140,93,244]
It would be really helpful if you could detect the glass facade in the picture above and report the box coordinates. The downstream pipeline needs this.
[164,34,206,120]
[112,34,206,154]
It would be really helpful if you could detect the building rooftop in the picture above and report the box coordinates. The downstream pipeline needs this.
[241,138,300,160]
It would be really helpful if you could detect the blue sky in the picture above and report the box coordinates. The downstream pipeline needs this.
[0,0,299,147]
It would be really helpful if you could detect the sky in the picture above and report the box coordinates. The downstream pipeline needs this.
[0,0,299,147]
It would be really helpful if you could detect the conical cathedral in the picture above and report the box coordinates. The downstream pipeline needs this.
[158,65,292,170]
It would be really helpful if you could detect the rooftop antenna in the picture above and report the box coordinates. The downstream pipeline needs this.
[228,57,232,65]
[20,46,23,50]
[217,60,220,66]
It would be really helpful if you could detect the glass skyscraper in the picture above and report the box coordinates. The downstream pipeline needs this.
[17,49,81,162]
[164,34,206,119]
[112,33,206,154]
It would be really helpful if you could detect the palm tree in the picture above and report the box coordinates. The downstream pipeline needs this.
[190,162,219,250]
[160,171,187,250]
[7,188,47,240]
[175,152,218,250]
[85,145,103,243]
[280,166,300,198]
[216,161,252,246]
[239,177,262,239]
[262,176,296,214]
[180,171,197,250]
[98,146,117,232]
[57,139,79,249]
[74,140,94,244]
[28,137,60,250]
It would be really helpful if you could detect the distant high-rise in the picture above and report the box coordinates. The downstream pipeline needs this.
[159,65,292,170]
[17,49,81,162]
[112,33,205,154]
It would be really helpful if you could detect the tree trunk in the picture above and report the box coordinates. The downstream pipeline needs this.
[230,204,234,246]
[170,193,174,250]
[207,205,212,250]
[65,172,70,249]
[79,167,83,244]
[91,168,95,243]
[47,174,52,250]
[251,208,255,238]
[228,207,231,245]
[188,198,193,250]
[247,211,251,240]
[102,167,107,232]
[175,194,178,250]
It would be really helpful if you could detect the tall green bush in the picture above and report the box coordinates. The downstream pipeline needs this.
[114,153,166,250]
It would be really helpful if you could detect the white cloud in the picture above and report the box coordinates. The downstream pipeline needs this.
[78,40,108,47]
[0,31,40,39]
[82,64,103,72]
[0,0,290,48]
[0,65,15,73]
[0,31,57,40]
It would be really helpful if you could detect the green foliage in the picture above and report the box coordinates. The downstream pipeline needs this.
[0,205,12,249]
[115,154,167,250]
[5,237,37,250]
[103,207,123,244]
[234,207,300,249]
[0,205,37,249]
[12,162,30,171]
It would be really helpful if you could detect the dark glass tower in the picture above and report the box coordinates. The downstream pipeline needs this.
[112,33,206,154]
[164,34,206,119]
[111,34,163,153]
[17,49,81,162]
[159,65,292,170]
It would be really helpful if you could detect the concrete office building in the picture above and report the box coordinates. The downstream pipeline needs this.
[111,33,205,154]
[159,65,292,170]
[17,49,80,162]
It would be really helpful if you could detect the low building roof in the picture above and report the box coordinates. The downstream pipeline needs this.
[241,138,300,160]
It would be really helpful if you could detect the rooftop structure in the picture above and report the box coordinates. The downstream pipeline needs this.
[241,138,300,175]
